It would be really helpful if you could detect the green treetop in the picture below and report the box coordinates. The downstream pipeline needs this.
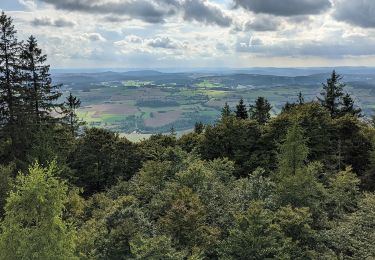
[235,98,248,119]
[278,122,309,176]
[318,70,345,117]
[0,162,77,259]
[221,102,232,118]
[249,97,272,124]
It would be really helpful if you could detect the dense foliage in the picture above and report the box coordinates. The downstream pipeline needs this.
[0,12,375,259]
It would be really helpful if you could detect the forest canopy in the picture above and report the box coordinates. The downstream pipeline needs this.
[0,12,374,259]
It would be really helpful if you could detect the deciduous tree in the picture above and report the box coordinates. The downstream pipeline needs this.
[0,162,77,259]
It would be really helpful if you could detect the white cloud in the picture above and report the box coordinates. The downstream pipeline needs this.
[82,33,107,42]
[18,0,37,10]
[2,0,375,68]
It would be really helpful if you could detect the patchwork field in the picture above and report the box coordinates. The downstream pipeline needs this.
[55,69,375,135]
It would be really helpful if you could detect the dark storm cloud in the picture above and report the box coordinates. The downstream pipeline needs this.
[38,0,232,27]
[31,17,75,27]
[182,0,232,27]
[38,0,176,23]
[334,0,375,28]
[234,0,332,16]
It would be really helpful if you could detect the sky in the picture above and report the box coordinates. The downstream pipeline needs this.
[1,0,375,69]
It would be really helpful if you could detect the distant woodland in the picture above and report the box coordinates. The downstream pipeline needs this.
[0,12,375,259]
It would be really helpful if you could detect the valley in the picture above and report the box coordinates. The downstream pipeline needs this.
[54,68,375,137]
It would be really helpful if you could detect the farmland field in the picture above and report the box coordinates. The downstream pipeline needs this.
[54,68,375,135]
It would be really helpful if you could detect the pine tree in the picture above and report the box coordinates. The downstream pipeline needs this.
[249,97,272,124]
[0,11,24,159]
[278,123,309,176]
[318,70,345,117]
[235,98,248,119]
[63,92,82,136]
[221,102,231,118]
[20,35,62,125]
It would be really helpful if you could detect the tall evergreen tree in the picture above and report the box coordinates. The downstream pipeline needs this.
[282,92,304,113]
[249,97,272,124]
[221,102,231,118]
[318,70,345,117]
[364,141,375,191]
[340,93,361,117]
[298,92,304,105]
[194,121,204,134]
[0,164,13,218]
[235,98,248,119]
[281,101,294,113]
[0,11,24,159]
[278,123,309,176]
[63,92,82,136]
[20,35,61,125]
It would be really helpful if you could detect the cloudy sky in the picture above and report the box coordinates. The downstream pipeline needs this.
[1,0,375,69]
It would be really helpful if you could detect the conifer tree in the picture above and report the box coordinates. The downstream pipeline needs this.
[0,11,24,158]
[221,102,231,118]
[318,70,345,117]
[364,141,375,191]
[282,92,304,113]
[281,101,294,113]
[298,92,304,105]
[20,35,61,125]
[235,98,248,119]
[63,92,82,136]
[249,97,272,124]
[194,121,204,134]
[340,93,361,117]
[0,164,13,218]
[278,123,309,176]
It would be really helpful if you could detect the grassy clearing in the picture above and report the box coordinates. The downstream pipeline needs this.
[122,80,153,87]
[197,80,225,89]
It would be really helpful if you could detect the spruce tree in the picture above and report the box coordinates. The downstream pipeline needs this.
[194,121,204,134]
[235,98,248,119]
[282,93,304,113]
[298,92,304,105]
[20,35,62,125]
[63,92,82,136]
[0,11,24,159]
[364,142,375,191]
[221,102,231,118]
[318,70,345,117]
[340,93,361,117]
[249,97,272,124]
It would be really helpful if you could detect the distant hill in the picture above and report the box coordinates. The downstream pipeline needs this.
[52,68,375,134]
